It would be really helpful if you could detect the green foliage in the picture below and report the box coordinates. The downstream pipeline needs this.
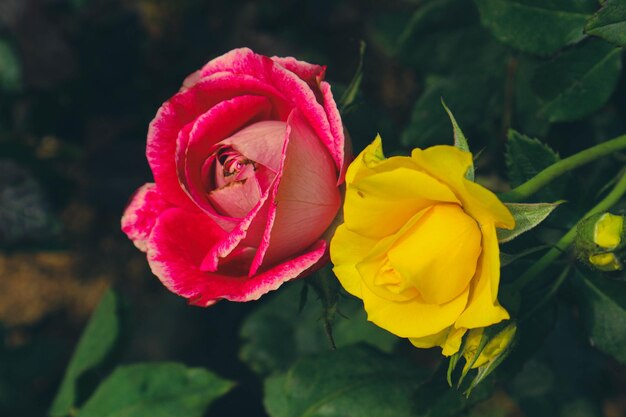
[505,130,563,200]
[532,38,623,122]
[263,345,427,417]
[0,38,21,92]
[77,363,233,417]
[49,290,126,417]
[402,75,498,148]
[239,282,397,376]
[339,41,366,114]
[573,272,626,364]
[585,0,626,46]
[474,0,597,55]
[442,100,474,180]
[497,202,563,243]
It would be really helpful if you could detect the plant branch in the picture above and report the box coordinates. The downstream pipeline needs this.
[502,134,626,202]
[513,170,626,290]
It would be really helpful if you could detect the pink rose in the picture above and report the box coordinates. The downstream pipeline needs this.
[122,48,346,306]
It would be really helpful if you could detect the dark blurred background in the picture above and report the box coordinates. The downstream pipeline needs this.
[1,0,625,416]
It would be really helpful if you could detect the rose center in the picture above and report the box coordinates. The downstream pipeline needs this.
[216,147,257,184]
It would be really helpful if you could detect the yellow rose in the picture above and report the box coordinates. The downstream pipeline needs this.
[330,136,515,356]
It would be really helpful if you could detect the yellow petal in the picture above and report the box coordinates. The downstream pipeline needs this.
[411,146,514,229]
[411,326,467,356]
[361,279,470,338]
[463,181,515,230]
[330,224,378,299]
[345,135,385,185]
[344,167,460,238]
[589,252,622,271]
[594,213,623,249]
[388,204,481,304]
[455,222,510,328]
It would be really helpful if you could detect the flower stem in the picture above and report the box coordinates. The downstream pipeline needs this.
[502,135,626,202]
[513,170,626,290]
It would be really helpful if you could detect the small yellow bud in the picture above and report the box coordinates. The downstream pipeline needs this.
[463,324,517,371]
[576,212,625,272]
[594,213,623,249]
[589,252,622,272]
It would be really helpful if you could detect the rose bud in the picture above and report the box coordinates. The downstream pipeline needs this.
[330,136,515,356]
[462,324,517,373]
[122,49,346,306]
[576,212,625,272]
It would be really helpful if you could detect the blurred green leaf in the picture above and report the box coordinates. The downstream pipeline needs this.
[585,0,626,46]
[339,41,366,114]
[264,345,426,417]
[49,290,125,417]
[505,130,564,201]
[573,271,626,364]
[498,201,564,243]
[402,75,498,148]
[77,363,233,417]
[0,38,21,92]
[512,58,551,138]
[501,245,551,267]
[532,38,622,122]
[240,282,397,376]
[474,0,597,55]
[393,0,507,75]
[414,366,492,417]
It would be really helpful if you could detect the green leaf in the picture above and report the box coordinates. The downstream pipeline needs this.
[497,201,564,243]
[77,363,233,417]
[264,345,427,417]
[339,41,366,114]
[402,75,499,148]
[500,245,551,266]
[49,289,126,417]
[239,282,397,376]
[442,100,474,181]
[505,130,563,201]
[585,0,626,46]
[391,0,508,75]
[474,0,597,55]
[532,38,623,122]
[0,38,21,92]
[573,272,626,364]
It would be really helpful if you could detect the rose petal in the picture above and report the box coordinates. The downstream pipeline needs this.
[261,110,341,269]
[176,95,272,221]
[454,222,510,329]
[146,207,326,305]
[320,80,346,180]
[219,120,287,172]
[208,176,262,219]
[121,183,172,252]
[147,73,290,208]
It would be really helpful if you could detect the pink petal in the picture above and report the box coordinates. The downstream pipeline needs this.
[208,176,262,219]
[190,49,344,173]
[146,206,327,305]
[268,62,344,172]
[219,120,287,172]
[271,55,326,85]
[320,80,347,182]
[121,183,172,252]
[176,95,272,221]
[248,110,341,276]
[147,73,290,208]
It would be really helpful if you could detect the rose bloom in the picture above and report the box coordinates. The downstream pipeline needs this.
[122,48,345,306]
[330,136,514,355]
